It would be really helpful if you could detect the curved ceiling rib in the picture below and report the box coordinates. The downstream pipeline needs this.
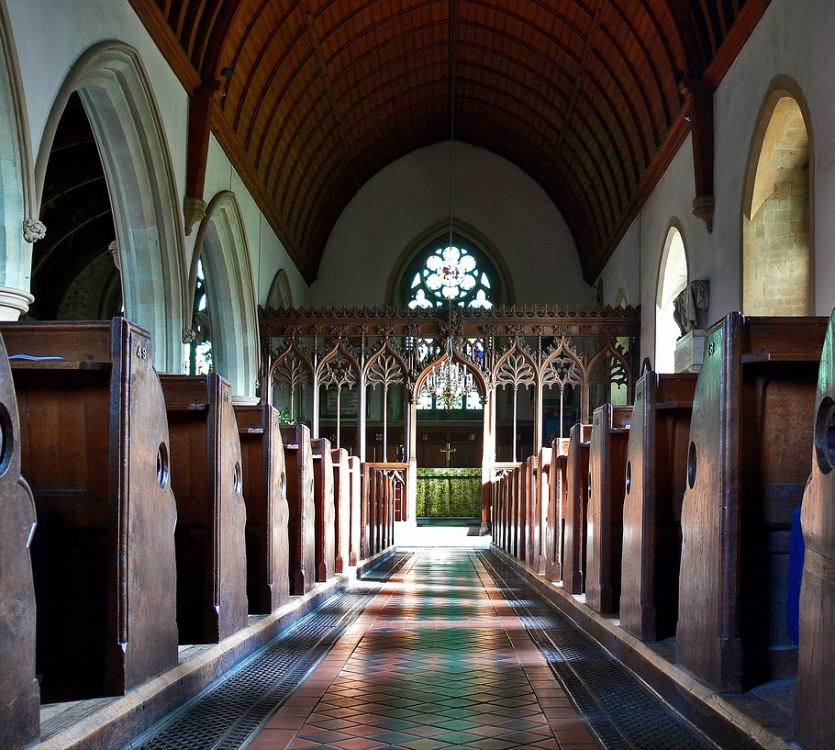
[134,0,765,284]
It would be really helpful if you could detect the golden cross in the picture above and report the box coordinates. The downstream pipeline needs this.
[439,441,457,467]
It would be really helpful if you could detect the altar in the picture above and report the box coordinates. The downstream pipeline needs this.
[416,467,482,518]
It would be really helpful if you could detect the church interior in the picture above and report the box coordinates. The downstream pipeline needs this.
[2,0,835,747]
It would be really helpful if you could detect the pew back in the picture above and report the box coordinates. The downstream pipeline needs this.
[310,438,335,581]
[2,319,178,700]
[621,371,695,640]
[564,424,592,594]
[236,404,290,613]
[795,308,835,747]
[587,404,632,614]
[160,373,248,644]
[0,331,39,747]
[280,424,316,595]
[331,448,350,573]
[678,313,826,691]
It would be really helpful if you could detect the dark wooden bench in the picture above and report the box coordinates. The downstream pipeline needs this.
[363,463,404,557]
[331,448,350,573]
[159,373,248,644]
[348,455,361,565]
[545,438,570,582]
[235,404,290,613]
[310,438,335,581]
[620,371,696,641]
[535,447,552,575]
[280,424,316,595]
[1,319,178,702]
[563,423,592,594]
[795,308,835,748]
[678,313,827,692]
[586,404,632,614]
[0,331,39,747]
[524,455,539,569]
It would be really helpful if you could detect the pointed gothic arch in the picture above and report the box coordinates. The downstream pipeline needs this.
[35,42,185,371]
[742,78,814,317]
[192,191,260,399]
[655,224,689,373]
[0,1,36,319]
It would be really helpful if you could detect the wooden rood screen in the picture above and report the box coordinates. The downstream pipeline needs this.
[260,305,641,463]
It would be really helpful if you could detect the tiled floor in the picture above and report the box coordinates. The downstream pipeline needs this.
[248,549,598,749]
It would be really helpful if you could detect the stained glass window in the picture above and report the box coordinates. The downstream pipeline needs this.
[186,259,213,375]
[402,233,499,309]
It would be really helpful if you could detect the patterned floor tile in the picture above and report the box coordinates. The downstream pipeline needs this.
[247,549,595,750]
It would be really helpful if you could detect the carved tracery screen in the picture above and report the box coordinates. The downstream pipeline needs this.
[260,306,641,464]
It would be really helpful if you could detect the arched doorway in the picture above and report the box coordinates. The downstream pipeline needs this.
[743,85,813,316]
[655,226,688,373]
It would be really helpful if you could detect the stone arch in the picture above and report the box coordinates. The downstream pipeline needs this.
[192,191,259,399]
[655,223,688,373]
[0,1,37,319]
[35,42,185,370]
[742,77,813,316]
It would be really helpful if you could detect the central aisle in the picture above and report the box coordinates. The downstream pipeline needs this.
[250,549,597,749]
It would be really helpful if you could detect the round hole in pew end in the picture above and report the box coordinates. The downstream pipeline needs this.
[814,396,835,474]
[233,462,243,496]
[625,461,632,495]
[156,443,170,489]
[0,403,11,476]
[687,442,697,489]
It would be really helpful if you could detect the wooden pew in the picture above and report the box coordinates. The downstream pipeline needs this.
[620,371,696,641]
[795,308,835,748]
[280,424,316,595]
[517,463,528,562]
[535,448,552,575]
[348,456,361,565]
[331,448,350,573]
[563,423,592,594]
[235,403,290,613]
[363,463,404,557]
[586,404,632,614]
[525,455,539,570]
[159,374,248,644]
[545,438,570,582]
[310,439,335,582]
[678,313,827,692]
[0,332,39,747]
[1,319,178,701]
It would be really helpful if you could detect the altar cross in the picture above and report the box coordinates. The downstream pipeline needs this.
[439,441,457,467]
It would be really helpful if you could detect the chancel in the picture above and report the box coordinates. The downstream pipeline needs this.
[2,1,835,749]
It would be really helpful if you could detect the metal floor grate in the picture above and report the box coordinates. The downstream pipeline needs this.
[123,553,411,750]
[479,550,717,750]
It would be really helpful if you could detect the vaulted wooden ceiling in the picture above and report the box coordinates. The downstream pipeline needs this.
[130,0,769,285]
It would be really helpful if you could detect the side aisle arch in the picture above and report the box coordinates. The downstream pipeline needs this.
[0,0,37,319]
[35,42,185,371]
[191,191,260,399]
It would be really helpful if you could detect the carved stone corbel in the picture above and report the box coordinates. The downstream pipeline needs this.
[23,218,46,243]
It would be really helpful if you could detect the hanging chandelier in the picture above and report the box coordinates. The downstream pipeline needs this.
[423,335,474,409]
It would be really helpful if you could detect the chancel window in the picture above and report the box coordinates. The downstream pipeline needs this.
[403,234,498,310]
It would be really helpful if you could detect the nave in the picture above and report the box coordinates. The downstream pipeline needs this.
[128,545,714,750]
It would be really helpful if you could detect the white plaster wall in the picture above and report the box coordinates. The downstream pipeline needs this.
[204,136,310,307]
[601,0,835,362]
[312,142,592,307]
